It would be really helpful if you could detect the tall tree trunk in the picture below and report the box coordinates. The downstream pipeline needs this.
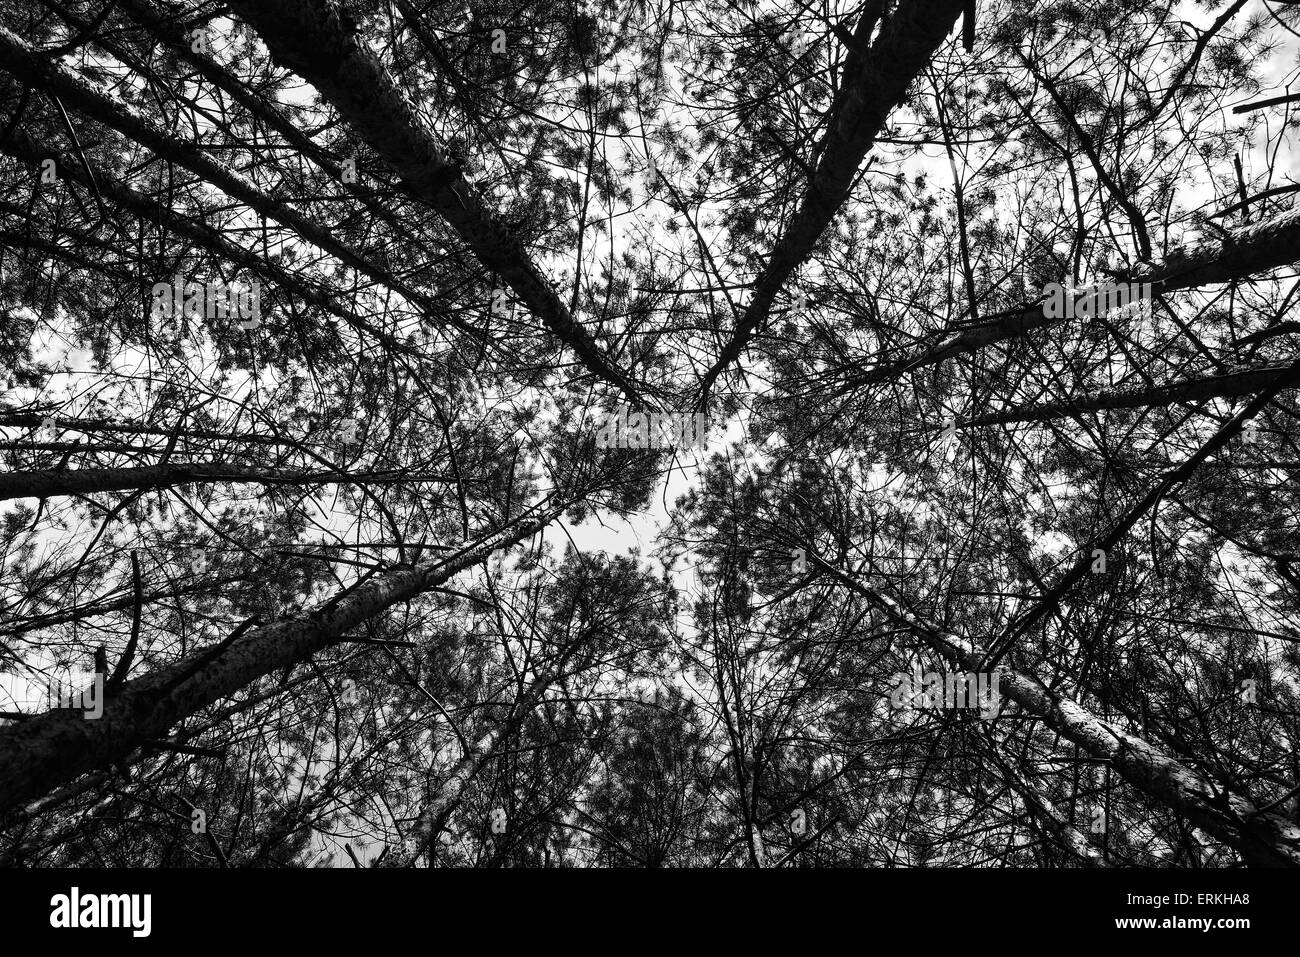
[0,129,422,357]
[384,668,557,867]
[0,23,469,338]
[224,0,646,408]
[813,556,1300,867]
[695,0,967,404]
[863,206,1300,386]
[0,502,568,813]
[0,463,458,501]
[957,364,1294,428]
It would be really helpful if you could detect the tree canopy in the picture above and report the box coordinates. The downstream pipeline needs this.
[2,0,1300,867]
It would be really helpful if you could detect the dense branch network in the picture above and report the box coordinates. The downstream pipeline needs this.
[0,0,1298,869]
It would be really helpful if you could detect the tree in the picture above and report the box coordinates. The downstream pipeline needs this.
[2,0,1300,868]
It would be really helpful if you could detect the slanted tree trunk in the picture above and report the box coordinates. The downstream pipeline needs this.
[0,463,458,501]
[0,23,467,337]
[224,0,645,408]
[862,206,1300,386]
[813,556,1300,867]
[0,502,567,813]
[695,0,967,403]
[957,364,1294,428]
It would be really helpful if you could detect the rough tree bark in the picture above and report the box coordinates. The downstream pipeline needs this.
[694,0,967,404]
[812,556,1300,867]
[223,0,647,408]
[0,501,569,813]
[955,364,1295,429]
[0,463,459,501]
[861,207,1300,386]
